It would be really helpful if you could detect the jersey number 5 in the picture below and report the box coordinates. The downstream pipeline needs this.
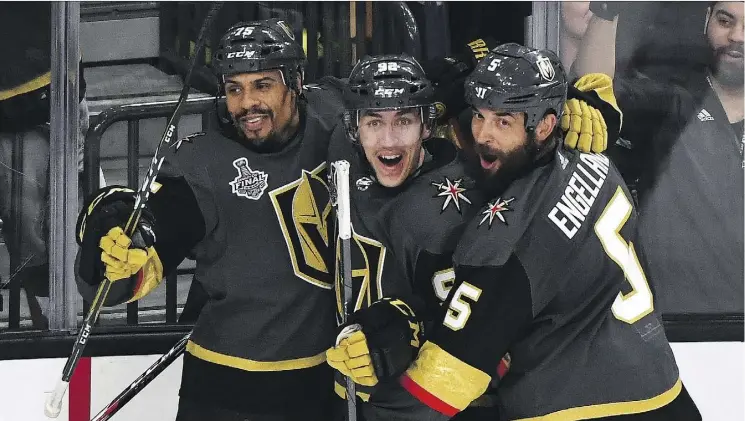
[443,282,482,331]
[595,187,654,324]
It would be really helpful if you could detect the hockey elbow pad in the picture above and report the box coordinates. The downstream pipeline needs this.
[327,297,425,386]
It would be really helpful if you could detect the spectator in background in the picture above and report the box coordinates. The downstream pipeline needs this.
[574,1,744,315]
[560,1,593,70]
[0,3,88,329]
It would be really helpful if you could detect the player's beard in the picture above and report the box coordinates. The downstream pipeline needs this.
[230,100,300,153]
[469,131,542,198]
[711,43,744,88]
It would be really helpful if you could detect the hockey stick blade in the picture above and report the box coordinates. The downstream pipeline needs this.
[44,3,223,418]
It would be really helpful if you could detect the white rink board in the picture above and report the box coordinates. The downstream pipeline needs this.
[670,342,744,420]
[0,355,182,421]
[0,343,741,421]
[89,355,183,421]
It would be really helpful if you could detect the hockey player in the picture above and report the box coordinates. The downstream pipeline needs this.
[324,54,495,418]
[325,51,626,420]
[75,19,347,421]
[335,43,701,421]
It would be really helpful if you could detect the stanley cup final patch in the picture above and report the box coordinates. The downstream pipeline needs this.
[229,157,269,200]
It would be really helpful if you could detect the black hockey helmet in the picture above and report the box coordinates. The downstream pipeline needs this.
[464,43,567,131]
[212,18,306,92]
[343,54,436,142]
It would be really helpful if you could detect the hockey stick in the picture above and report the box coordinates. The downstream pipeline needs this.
[44,3,223,418]
[331,160,357,421]
[90,332,190,421]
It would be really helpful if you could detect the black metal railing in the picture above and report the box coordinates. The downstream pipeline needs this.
[158,1,422,94]
[3,134,25,330]
[83,95,215,325]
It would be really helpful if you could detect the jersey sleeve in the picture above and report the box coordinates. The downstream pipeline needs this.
[396,256,533,418]
[613,76,692,148]
[148,175,205,274]
[360,256,533,420]
[108,134,217,304]
[158,134,219,244]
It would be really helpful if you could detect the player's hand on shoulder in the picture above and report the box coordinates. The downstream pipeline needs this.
[326,297,424,387]
[76,186,162,286]
[561,73,622,154]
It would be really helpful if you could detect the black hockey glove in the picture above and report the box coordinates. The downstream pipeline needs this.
[421,37,498,122]
[326,297,425,387]
[76,186,161,287]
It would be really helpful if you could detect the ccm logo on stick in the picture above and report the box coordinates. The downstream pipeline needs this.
[79,324,92,345]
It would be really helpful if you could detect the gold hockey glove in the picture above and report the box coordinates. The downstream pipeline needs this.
[100,226,161,280]
[327,325,379,387]
[561,73,623,153]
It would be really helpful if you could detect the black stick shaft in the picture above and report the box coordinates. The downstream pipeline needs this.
[90,333,191,421]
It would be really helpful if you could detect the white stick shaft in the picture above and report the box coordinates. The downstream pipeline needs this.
[334,160,352,240]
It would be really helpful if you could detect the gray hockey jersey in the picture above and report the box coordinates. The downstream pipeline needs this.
[158,83,346,403]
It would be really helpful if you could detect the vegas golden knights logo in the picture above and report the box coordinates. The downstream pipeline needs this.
[270,163,334,289]
[335,228,387,319]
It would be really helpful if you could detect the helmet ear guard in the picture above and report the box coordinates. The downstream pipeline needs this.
[343,110,360,143]
[422,103,437,137]
[704,4,712,35]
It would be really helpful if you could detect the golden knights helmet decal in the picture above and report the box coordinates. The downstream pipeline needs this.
[335,227,387,320]
[270,163,335,289]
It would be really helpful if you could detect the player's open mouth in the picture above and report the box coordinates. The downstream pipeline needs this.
[375,152,406,181]
[242,115,269,131]
[378,154,403,167]
[479,153,499,170]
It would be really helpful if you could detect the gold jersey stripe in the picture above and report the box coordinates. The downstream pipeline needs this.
[187,340,327,371]
[334,380,371,402]
[404,341,491,412]
[516,378,683,421]
[0,72,51,101]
